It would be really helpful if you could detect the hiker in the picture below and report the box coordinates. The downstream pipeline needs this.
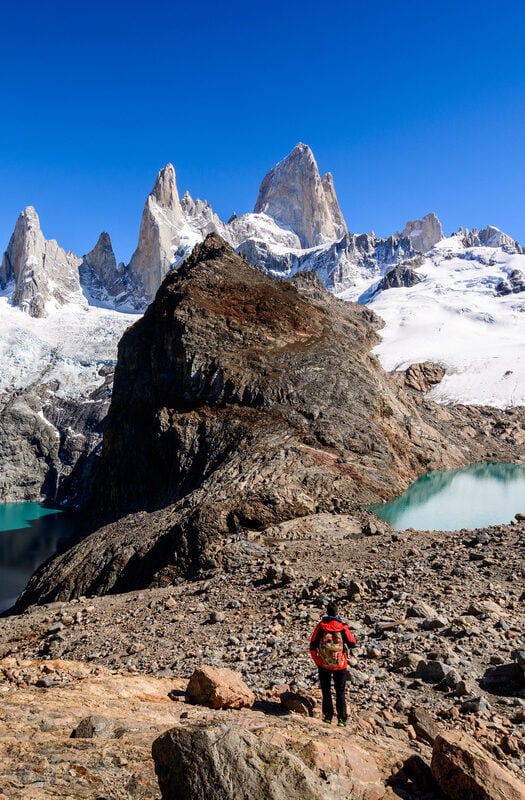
[309,601,356,727]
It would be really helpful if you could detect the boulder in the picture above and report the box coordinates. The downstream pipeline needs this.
[152,718,385,800]
[415,660,452,683]
[71,714,122,739]
[186,666,255,710]
[153,721,325,800]
[404,363,446,394]
[431,730,525,800]
[279,690,316,717]
[514,649,525,679]
[407,706,440,745]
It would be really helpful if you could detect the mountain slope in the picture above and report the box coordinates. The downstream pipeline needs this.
[15,234,525,607]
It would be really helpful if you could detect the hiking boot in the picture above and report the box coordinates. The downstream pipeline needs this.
[337,720,346,727]
[323,717,332,724]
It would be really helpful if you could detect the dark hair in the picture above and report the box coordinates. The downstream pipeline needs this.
[327,601,338,617]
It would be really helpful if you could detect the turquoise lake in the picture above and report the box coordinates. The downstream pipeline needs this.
[371,462,525,532]
[0,503,75,613]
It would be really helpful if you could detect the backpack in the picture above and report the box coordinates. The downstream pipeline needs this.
[318,627,345,669]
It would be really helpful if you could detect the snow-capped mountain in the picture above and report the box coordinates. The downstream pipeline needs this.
[1,142,524,503]
[339,232,525,408]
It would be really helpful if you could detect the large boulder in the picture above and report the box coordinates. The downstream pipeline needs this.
[186,666,255,710]
[431,730,525,800]
[152,718,385,800]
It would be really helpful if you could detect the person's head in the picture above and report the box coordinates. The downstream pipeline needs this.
[326,601,338,618]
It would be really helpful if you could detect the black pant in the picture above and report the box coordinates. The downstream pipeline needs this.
[318,666,347,722]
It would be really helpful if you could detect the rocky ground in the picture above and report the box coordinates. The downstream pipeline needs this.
[1,512,524,798]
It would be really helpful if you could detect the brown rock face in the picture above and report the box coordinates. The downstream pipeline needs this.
[186,666,255,709]
[16,234,519,607]
[431,731,525,800]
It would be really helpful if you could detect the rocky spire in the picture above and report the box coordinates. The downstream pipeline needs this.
[1,206,84,317]
[401,212,444,253]
[254,143,347,248]
[127,163,184,302]
[321,172,347,240]
[80,232,125,300]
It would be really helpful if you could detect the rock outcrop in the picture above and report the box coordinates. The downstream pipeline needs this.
[16,233,524,608]
[401,212,444,254]
[79,232,126,302]
[0,207,85,317]
[375,263,423,292]
[431,731,525,800]
[463,226,523,252]
[127,163,184,303]
[0,372,112,504]
[254,143,347,248]
[495,269,525,296]
[404,362,446,393]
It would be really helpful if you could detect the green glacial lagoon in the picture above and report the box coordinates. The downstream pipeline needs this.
[371,462,525,532]
[0,503,74,613]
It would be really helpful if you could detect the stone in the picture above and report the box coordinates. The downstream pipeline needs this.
[71,714,122,739]
[153,720,331,800]
[408,706,440,745]
[460,696,492,715]
[406,600,437,618]
[415,660,452,683]
[391,653,422,673]
[514,650,525,679]
[431,730,525,800]
[186,666,255,710]
[279,690,316,717]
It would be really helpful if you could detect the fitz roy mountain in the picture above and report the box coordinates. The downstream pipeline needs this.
[0,143,524,506]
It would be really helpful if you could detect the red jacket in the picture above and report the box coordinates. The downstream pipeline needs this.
[310,616,356,670]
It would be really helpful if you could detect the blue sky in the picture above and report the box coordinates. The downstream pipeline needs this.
[1,0,524,262]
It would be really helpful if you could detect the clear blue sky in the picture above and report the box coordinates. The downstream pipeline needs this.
[1,0,524,263]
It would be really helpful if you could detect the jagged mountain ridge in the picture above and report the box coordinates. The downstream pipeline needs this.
[1,144,524,505]
[0,143,451,316]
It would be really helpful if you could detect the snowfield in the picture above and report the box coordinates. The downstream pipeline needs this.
[339,235,525,408]
[0,290,140,399]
